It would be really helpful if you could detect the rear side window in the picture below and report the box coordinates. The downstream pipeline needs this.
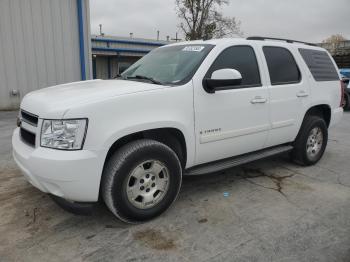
[299,49,339,81]
[263,46,301,85]
[206,46,261,88]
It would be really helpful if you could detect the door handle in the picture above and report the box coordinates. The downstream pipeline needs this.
[296,91,309,97]
[251,96,267,104]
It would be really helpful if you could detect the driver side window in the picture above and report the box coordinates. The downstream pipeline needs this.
[206,45,262,88]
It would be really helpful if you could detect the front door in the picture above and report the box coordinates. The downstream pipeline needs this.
[193,44,270,165]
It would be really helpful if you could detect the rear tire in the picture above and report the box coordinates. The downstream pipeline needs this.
[101,139,182,223]
[291,115,328,166]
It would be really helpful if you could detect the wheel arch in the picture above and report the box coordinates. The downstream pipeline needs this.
[303,104,331,127]
[103,127,188,170]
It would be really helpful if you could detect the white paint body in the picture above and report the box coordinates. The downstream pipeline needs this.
[211,68,242,80]
[12,39,343,202]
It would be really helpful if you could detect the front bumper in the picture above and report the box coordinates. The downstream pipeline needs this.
[12,128,107,202]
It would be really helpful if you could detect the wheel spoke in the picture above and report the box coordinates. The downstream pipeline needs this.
[307,146,313,154]
[156,177,169,192]
[307,138,312,146]
[316,133,323,143]
[142,194,154,205]
[127,185,140,199]
[310,128,317,137]
[150,161,164,175]
[132,165,145,179]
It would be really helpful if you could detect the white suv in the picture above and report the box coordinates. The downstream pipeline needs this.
[13,37,343,223]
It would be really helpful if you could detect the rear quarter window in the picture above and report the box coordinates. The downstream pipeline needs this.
[299,49,339,81]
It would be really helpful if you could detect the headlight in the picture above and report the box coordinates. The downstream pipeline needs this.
[41,119,88,150]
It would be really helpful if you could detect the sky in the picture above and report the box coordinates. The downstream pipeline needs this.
[89,0,350,43]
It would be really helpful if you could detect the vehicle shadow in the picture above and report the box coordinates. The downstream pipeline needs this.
[87,154,292,226]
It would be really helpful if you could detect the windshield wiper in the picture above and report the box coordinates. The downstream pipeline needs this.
[127,75,163,85]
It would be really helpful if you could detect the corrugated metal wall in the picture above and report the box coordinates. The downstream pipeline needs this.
[95,56,109,79]
[0,0,91,110]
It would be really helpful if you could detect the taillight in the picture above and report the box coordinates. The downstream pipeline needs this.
[340,80,345,107]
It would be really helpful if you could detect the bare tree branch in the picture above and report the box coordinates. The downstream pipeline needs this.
[175,0,242,40]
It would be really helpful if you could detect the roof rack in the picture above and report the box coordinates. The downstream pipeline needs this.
[246,36,317,46]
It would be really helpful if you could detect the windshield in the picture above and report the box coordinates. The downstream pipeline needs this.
[121,44,214,85]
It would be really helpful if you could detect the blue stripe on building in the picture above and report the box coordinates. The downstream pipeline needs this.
[77,0,86,80]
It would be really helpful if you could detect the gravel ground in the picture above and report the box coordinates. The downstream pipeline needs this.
[0,111,350,262]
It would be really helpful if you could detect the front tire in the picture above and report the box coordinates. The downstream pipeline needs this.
[291,115,328,166]
[101,139,182,223]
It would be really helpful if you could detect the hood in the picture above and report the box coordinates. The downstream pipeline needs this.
[21,79,165,118]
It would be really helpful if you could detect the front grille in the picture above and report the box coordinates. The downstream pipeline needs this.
[20,128,36,147]
[21,110,38,126]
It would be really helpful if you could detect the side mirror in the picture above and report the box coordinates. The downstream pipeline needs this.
[203,69,242,93]
[343,78,350,85]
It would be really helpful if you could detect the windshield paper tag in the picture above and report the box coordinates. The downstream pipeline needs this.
[182,46,205,52]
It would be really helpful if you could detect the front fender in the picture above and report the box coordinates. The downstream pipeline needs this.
[102,121,195,168]
[64,83,196,168]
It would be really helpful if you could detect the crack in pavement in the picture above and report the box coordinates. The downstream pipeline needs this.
[336,176,350,188]
[240,168,296,197]
[278,163,350,189]
[237,167,317,224]
[238,165,350,226]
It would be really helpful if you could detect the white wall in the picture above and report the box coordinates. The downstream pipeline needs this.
[0,0,91,110]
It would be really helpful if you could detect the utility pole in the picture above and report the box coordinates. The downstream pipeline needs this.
[171,32,181,42]
[157,30,160,41]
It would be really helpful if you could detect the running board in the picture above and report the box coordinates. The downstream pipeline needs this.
[185,145,293,176]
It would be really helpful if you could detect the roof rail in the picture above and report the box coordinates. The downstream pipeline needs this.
[247,36,317,46]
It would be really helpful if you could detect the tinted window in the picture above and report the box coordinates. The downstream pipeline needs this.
[299,49,339,81]
[263,47,301,85]
[206,46,261,87]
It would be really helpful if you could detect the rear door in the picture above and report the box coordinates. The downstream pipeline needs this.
[261,45,310,147]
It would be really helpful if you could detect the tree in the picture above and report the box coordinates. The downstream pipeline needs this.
[175,0,242,40]
[323,34,347,44]
[322,34,348,55]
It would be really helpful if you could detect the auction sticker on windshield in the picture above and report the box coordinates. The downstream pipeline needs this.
[182,46,205,52]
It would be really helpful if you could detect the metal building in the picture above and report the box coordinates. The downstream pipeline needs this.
[0,0,92,110]
[91,35,169,79]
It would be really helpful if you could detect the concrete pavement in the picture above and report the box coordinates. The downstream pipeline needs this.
[0,111,350,262]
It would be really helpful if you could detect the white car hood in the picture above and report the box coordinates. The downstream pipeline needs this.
[21,79,165,118]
